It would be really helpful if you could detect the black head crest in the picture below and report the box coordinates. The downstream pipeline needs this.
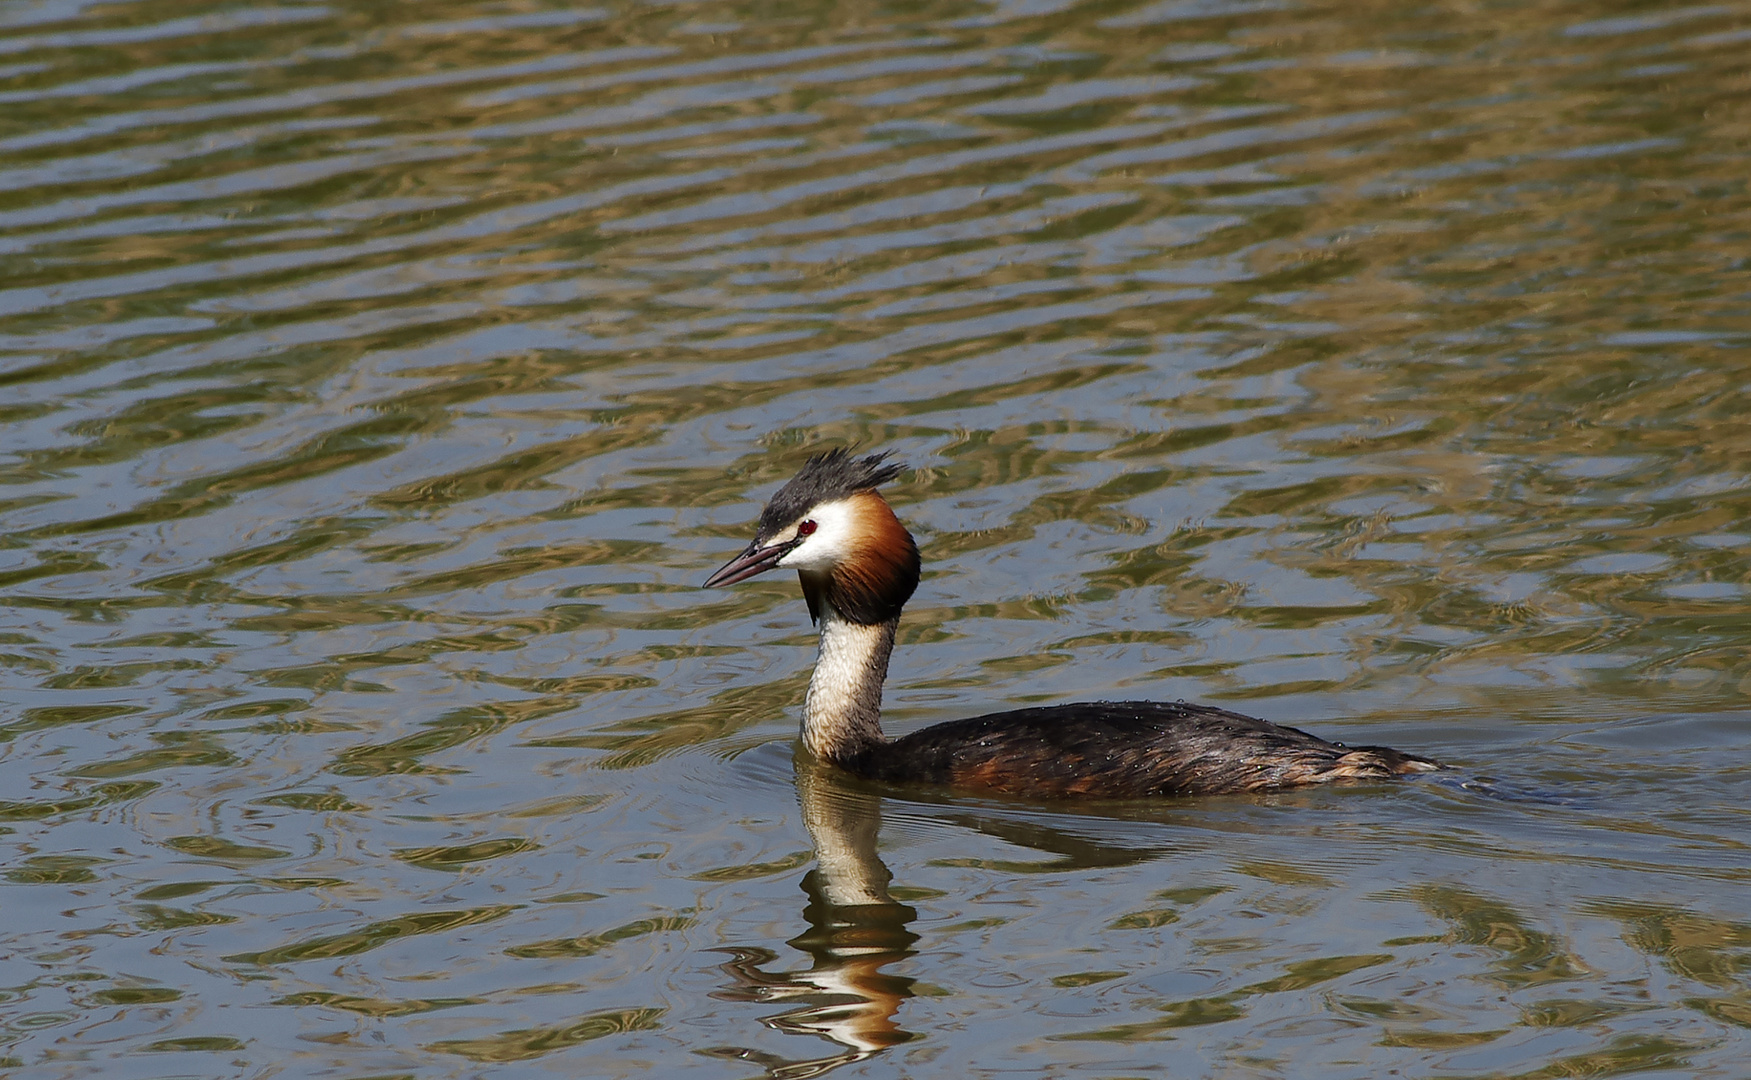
[757,448,905,537]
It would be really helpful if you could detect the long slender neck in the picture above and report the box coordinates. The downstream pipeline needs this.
[802,606,896,763]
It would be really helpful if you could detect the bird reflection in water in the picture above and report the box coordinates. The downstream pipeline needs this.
[706,757,920,1079]
[706,757,1177,1076]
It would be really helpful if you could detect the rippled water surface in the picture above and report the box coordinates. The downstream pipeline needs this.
[4,0,1751,1075]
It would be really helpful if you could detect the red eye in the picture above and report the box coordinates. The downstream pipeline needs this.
[797,520,817,537]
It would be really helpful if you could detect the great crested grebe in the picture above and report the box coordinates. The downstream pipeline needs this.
[705,449,1443,798]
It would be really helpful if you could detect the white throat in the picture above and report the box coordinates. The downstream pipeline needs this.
[802,605,895,763]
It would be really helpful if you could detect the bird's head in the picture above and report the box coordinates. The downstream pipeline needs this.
[704,448,920,625]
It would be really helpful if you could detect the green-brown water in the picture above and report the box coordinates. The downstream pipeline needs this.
[3,0,1750,1076]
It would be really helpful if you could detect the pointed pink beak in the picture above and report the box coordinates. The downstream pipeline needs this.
[704,540,790,588]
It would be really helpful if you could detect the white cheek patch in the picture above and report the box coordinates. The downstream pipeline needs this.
[776,499,857,571]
